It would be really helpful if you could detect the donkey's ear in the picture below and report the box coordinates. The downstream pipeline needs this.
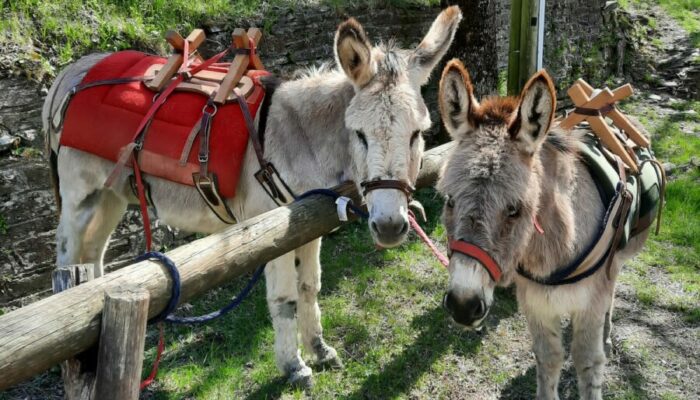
[335,18,374,87]
[509,70,556,155]
[439,59,476,140]
[409,6,462,86]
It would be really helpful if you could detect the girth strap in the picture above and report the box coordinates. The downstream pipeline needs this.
[235,88,296,206]
[517,154,633,286]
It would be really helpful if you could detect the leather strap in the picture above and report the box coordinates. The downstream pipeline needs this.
[449,240,502,282]
[234,89,265,166]
[234,88,296,205]
[360,180,415,199]
[574,103,615,117]
[179,118,202,166]
[131,153,153,251]
[193,173,237,224]
[197,100,217,177]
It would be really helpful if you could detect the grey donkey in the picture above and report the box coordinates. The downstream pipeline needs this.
[436,60,651,399]
[42,8,462,386]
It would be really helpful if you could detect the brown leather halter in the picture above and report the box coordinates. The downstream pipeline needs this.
[360,179,415,199]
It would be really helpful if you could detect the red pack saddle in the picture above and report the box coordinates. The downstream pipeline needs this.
[60,50,266,198]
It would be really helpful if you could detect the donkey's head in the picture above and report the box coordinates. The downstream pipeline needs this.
[335,6,461,247]
[437,60,556,329]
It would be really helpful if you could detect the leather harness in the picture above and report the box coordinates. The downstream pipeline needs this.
[447,133,664,287]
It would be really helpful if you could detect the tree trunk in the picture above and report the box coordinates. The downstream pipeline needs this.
[437,0,500,143]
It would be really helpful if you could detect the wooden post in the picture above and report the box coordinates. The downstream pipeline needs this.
[52,264,96,400]
[507,0,523,95]
[0,143,453,389]
[95,286,150,400]
[508,0,543,94]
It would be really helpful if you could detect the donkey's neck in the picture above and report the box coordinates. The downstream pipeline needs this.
[521,132,604,278]
[262,70,355,193]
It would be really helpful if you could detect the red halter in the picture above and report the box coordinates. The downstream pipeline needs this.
[448,240,503,282]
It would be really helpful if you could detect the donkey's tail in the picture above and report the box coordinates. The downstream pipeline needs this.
[42,52,111,214]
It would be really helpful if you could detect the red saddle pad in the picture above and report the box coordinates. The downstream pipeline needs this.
[60,50,266,198]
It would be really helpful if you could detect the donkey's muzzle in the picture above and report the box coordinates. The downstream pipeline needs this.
[443,291,488,327]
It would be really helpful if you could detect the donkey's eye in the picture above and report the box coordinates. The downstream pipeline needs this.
[355,130,368,149]
[446,196,455,208]
[507,204,522,218]
[410,130,421,147]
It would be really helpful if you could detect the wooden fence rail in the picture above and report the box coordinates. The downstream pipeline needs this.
[0,142,454,390]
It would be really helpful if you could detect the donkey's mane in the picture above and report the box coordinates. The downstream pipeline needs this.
[291,40,406,86]
[544,128,580,156]
[472,96,519,126]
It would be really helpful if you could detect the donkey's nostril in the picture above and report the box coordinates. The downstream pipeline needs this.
[444,291,457,314]
[474,300,486,319]
[399,221,409,236]
[371,221,378,233]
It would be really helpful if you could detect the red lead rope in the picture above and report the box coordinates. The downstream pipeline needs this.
[408,211,449,267]
[100,46,237,392]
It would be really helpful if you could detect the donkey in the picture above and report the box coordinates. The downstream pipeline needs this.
[436,60,651,399]
[42,8,462,385]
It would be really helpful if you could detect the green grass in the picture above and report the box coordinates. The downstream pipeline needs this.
[0,0,439,80]
[619,0,700,47]
[0,214,6,235]
[131,188,524,399]
[618,98,700,322]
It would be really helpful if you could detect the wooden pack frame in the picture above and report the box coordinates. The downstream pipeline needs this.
[560,79,650,174]
[145,27,265,102]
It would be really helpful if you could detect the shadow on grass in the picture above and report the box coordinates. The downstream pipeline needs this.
[145,187,453,398]
[341,287,518,399]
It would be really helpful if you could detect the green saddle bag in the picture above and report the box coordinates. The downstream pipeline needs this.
[578,134,662,249]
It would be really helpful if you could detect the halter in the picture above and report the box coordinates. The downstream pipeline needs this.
[448,240,503,282]
[360,179,415,199]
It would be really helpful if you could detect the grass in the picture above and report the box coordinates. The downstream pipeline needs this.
[134,188,522,399]
[618,0,700,47]
[0,214,6,235]
[617,98,700,323]
[0,0,438,80]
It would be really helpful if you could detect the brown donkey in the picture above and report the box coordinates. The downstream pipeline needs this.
[436,60,651,399]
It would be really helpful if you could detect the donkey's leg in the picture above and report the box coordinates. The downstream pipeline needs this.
[572,309,607,400]
[603,282,617,357]
[265,252,312,386]
[527,313,564,400]
[296,238,342,369]
[56,188,127,277]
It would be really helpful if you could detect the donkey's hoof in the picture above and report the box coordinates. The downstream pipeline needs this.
[288,366,313,389]
[318,352,344,370]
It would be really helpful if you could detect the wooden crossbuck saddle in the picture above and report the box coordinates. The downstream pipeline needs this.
[54,28,272,223]
[518,80,666,286]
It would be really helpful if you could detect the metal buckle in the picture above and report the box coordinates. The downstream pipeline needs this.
[255,163,287,203]
[202,103,218,116]
[198,154,209,163]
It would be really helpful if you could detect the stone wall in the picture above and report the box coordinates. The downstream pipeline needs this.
[0,1,630,308]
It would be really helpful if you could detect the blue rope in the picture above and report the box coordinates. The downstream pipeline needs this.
[137,186,366,325]
[164,264,265,324]
[135,251,181,324]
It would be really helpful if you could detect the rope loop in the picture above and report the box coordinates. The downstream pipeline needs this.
[135,251,181,324]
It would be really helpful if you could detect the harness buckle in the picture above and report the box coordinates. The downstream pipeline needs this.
[198,154,209,163]
[202,103,218,117]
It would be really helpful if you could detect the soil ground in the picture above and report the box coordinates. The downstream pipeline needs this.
[1,2,698,400]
